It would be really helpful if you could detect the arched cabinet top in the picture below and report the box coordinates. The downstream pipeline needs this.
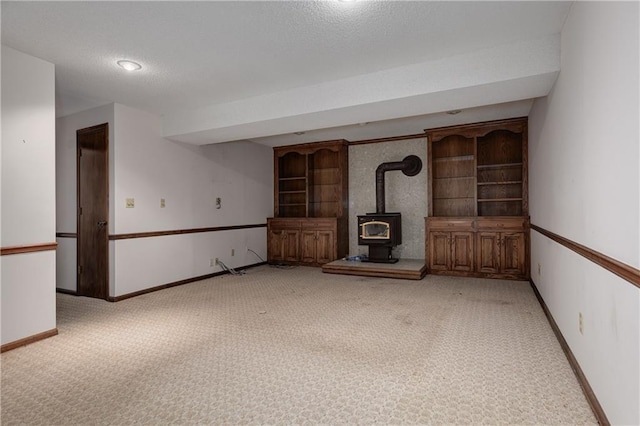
[425,117,526,143]
[273,139,348,157]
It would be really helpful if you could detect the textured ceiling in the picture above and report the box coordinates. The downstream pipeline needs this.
[1,1,572,146]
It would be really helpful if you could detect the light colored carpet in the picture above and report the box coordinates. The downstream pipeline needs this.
[1,266,595,425]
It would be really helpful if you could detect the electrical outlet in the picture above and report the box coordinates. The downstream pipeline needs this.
[160,198,165,208]
[579,312,584,335]
[126,198,135,208]
[537,263,541,276]
[210,258,218,267]
[231,249,235,256]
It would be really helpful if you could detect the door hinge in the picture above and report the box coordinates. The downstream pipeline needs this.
[78,265,83,274]
[79,148,82,157]
[79,207,83,215]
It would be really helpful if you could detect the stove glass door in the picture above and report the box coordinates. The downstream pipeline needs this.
[361,221,390,239]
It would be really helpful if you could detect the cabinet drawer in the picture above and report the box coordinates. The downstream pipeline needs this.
[476,217,527,231]
[303,218,337,230]
[267,218,302,230]
[426,217,475,231]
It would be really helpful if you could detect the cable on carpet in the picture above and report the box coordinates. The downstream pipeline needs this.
[247,248,265,263]
[217,259,245,275]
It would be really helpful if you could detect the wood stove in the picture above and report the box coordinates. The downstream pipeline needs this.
[358,155,422,263]
[358,212,402,263]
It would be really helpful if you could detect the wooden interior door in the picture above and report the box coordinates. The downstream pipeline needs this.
[77,123,109,299]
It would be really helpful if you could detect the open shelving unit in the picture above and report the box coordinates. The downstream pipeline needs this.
[476,129,525,216]
[431,134,476,217]
[425,117,529,280]
[277,151,308,217]
[269,140,349,266]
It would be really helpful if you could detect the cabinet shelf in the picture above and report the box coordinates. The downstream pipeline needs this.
[279,176,306,181]
[280,203,306,207]
[477,181,522,186]
[477,162,523,170]
[477,198,523,202]
[433,196,475,200]
[279,190,306,194]
[434,176,475,181]
[434,155,475,162]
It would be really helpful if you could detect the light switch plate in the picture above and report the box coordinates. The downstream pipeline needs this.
[126,198,135,208]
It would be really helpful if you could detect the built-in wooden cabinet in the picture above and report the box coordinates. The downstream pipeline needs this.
[425,118,530,280]
[268,225,300,263]
[268,140,348,266]
[426,216,529,280]
[301,229,334,264]
[427,218,475,273]
[267,218,340,266]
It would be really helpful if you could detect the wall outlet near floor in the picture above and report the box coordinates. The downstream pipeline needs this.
[579,312,584,335]
[210,258,218,267]
[231,248,235,256]
[126,198,135,208]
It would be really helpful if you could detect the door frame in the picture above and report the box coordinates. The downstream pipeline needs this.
[76,123,109,299]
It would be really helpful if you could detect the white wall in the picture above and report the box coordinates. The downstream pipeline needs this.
[1,46,57,345]
[348,138,427,259]
[111,104,272,297]
[528,2,639,424]
[56,103,273,298]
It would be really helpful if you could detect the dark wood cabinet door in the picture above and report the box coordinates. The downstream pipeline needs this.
[451,232,474,272]
[429,232,450,271]
[477,232,500,274]
[501,232,526,275]
[267,230,285,263]
[300,230,335,264]
[283,230,300,262]
[315,230,334,264]
[300,231,317,263]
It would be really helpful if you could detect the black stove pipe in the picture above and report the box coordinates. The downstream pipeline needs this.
[375,155,422,214]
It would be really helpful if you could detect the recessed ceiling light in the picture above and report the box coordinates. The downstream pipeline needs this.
[117,60,142,71]
[446,110,462,115]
